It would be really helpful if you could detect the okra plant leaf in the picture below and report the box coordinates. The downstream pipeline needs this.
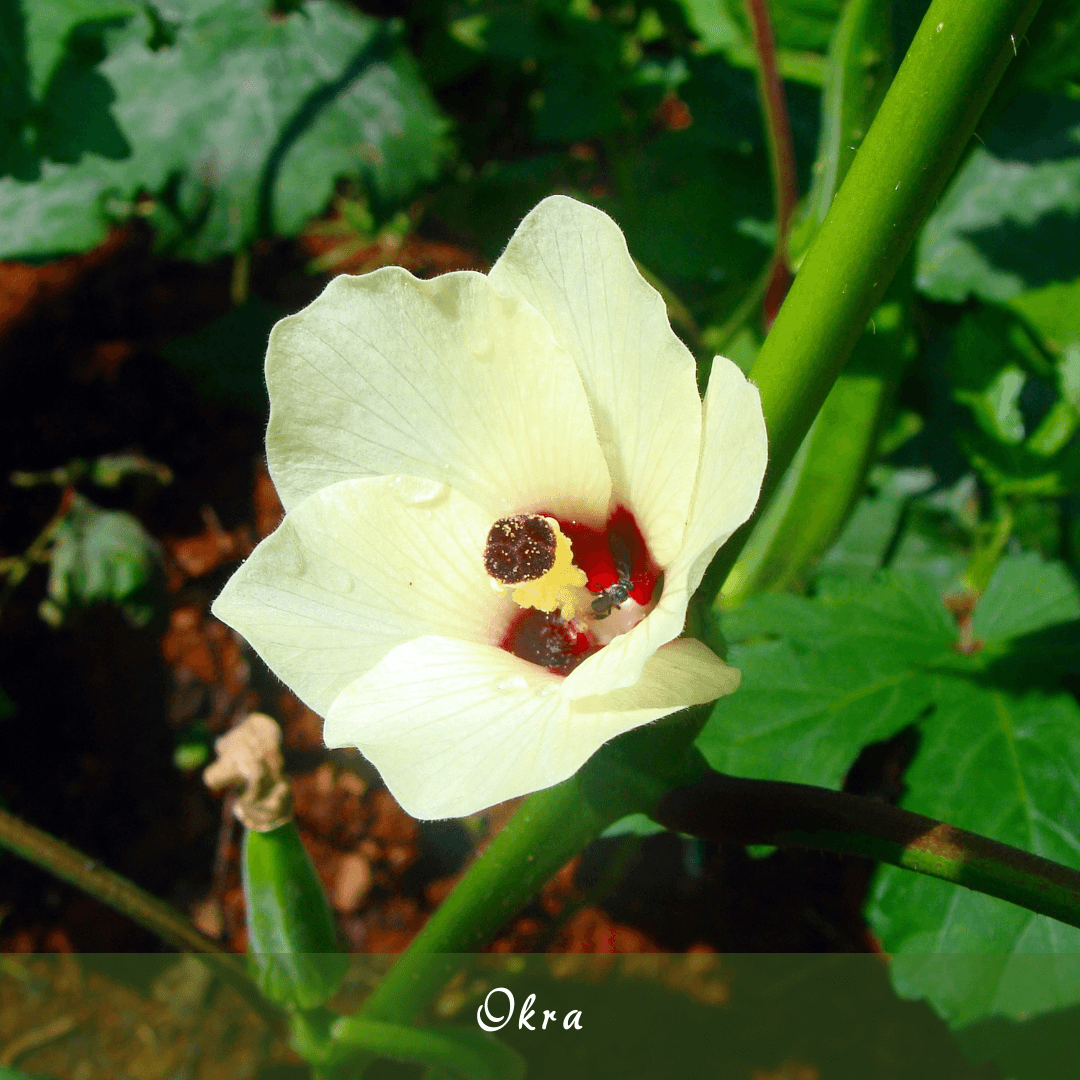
[944,302,1080,496]
[1013,0,1080,95]
[0,0,448,260]
[970,550,1080,644]
[697,570,956,791]
[868,680,1080,1027]
[677,0,838,84]
[916,92,1080,304]
[720,0,843,54]
[704,543,1080,1026]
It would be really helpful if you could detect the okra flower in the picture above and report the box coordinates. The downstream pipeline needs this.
[212,196,767,819]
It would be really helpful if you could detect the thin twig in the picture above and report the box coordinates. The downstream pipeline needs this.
[656,771,1080,930]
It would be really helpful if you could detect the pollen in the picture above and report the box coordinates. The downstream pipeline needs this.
[486,515,588,621]
[484,514,557,583]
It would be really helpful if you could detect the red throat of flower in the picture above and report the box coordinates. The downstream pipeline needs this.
[495,507,659,675]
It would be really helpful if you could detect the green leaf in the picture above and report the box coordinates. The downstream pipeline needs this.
[971,550,1080,643]
[945,305,1080,496]
[42,493,162,628]
[1010,277,1080,352]
[22,0,135,99]
[720,550,1080,1026]
[1013,0,1080,95]
[242,822,347,1011]
[676,0,833,84]
[916,92,1080,304]
[815,465,937,583]
[726,0,844,53]
[699,571,956,790]
[0,0,448,260]
[868,680,1080,1026]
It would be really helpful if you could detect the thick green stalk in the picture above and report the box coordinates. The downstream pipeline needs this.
[724,291,912,603]
[327,1017,524,1078]
[702,0,1043,603]
[754,0,1040,481]
[657,772,1080,930]
[358,780,607,1024]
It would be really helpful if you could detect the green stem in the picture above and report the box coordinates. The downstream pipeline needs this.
[357,714,710,1026]
[657,771,1080,929]
[701,0,1044,603]
[0,805,284,1031]
[358,779,613,1025]
[328,1017,524,1078]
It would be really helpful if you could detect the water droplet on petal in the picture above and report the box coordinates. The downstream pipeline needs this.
[467,327,494,361]
[283,543,305,576]
[387,475,450,509]
[538,685,557,698]
[326,565,354,594]
[496,675,528,693]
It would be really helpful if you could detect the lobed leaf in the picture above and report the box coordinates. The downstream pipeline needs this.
[869,682,1080,1026]
[0,0,448,260]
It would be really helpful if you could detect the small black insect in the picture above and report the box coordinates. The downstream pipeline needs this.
[591,534,634,619]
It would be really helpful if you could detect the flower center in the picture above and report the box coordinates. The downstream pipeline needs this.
[485,508,660,675]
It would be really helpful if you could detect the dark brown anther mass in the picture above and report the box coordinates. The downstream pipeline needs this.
[484,514,557,584]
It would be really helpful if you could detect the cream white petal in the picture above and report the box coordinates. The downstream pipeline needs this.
[265,267,612,524]
[570,637,740,723]
[323,636,575,819]
[675,353,769,595]
[323,635,734,820]
[489,195,702,567]
[561,355,766,701]
[210,476,514,716]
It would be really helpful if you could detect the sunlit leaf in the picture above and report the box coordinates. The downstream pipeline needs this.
[0,0,448,259]
[706,545,1080,1026]
[699,570,955,790]
[869,682,1080,1027]
[917,93,1080,303]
